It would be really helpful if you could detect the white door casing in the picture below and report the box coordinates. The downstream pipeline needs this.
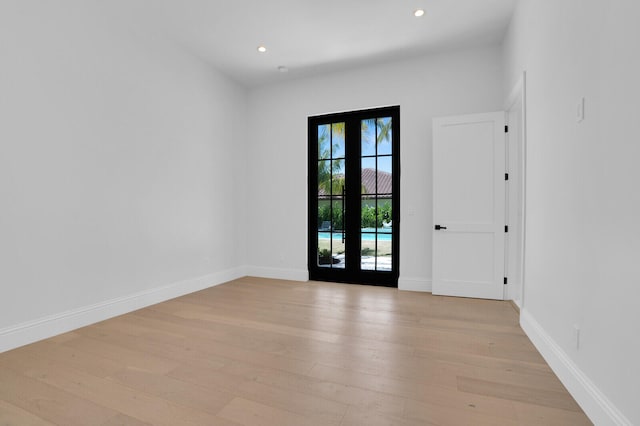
[432,112,506,300]
[505,71,527,308]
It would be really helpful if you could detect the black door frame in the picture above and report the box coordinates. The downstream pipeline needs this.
[308,106,400,287]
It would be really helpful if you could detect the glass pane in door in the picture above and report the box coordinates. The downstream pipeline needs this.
[377,223,392,272]
[318,124,331,159]
[361,233,376,270]
[316,122,346,269]
[376,117,392,155]
[360,117,393,272]
[361,119,376,156]
[332,123,345,158]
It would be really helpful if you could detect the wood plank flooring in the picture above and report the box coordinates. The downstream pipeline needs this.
[0,277,591,425]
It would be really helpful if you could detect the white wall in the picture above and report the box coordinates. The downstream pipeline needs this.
[245,47,504,287]
[503,1,640,424]
[0,1,247,348]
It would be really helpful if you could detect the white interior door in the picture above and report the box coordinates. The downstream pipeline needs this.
[432,112,506,300]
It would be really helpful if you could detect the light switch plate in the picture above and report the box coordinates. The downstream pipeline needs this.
[577,97,585,122]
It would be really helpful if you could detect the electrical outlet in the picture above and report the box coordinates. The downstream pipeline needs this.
[574,325,581,350]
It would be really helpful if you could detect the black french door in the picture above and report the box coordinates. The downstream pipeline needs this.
[308,106,400,287]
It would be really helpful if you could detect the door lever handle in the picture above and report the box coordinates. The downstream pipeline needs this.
[342,185,345,244]
[434,225,447,230]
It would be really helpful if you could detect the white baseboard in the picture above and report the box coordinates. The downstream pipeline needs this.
[398,277,432,292]
[520,309,632,426]
[0,267,246,354]
[244,266,308,282]
[510,297,522,310]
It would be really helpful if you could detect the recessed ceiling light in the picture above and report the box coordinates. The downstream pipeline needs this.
[257,45,267,53]
[414,9,425,17]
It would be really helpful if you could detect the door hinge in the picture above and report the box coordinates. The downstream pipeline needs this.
[504,277,508,285]
[505,125,509,133]
[505,225,509,233]
[505,173,509,181]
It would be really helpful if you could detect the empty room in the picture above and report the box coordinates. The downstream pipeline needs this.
[1,0,638,425]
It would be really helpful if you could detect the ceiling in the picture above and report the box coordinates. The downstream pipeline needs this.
[143,0,516,87]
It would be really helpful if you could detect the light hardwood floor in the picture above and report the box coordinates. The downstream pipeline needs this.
[0,277,591,425]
